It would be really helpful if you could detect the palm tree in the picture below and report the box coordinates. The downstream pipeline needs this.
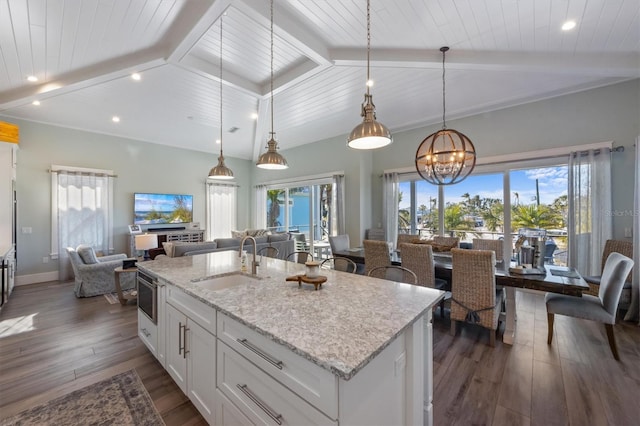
[418,204,427,226]
[267,189,284,229]
[482,201,504,232]
[511,204,562,231]
[444,204,476,238]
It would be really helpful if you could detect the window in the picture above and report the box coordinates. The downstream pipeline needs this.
[206,183,237,240]
[51,166,114,281]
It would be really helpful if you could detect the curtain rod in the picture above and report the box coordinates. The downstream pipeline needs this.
[48,169,117,178]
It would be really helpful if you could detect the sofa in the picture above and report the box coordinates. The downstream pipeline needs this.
[67,245,136,297]
[155,233,295,260]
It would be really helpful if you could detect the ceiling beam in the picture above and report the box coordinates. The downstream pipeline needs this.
[0,48,166,110]
[176,54,262,97]
[332,49,640,78]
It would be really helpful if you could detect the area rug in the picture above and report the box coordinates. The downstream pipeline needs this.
[0,370,164,426]
[104,289,137,304]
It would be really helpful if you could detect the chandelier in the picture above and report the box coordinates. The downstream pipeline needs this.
[415,47,475,185]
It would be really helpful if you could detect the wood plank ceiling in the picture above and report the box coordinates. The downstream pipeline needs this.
[0,0,638,160]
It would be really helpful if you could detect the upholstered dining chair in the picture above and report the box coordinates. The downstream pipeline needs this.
[472,239,504,263]
[433,236,460,249]
[367,265,417,285]
[257,246,279,259]
[400,242,450,317]
[450,248,503,346]
[583,240,633,310]
[320,257,357,273]
[286,251,313,264]
[329,234,350,254]
[363,239,391,276]
[546,252,634,360]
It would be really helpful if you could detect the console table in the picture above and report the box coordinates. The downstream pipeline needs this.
[128,229,205,257]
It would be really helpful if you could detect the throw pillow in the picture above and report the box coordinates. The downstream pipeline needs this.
[162,242,175,257]
[76,245,99,264]
[246,228,271,237]
[231,230,247,239]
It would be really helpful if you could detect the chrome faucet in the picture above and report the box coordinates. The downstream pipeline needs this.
[239,235,259,275]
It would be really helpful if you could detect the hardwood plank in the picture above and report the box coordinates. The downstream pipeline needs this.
[530,360,568,425]
[561,358,609,426]
[453,376,501,426]
[493,405,531,426]
[433,354,477,426]
[497,343,533,417]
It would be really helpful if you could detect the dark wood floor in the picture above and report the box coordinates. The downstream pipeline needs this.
[1,281,639,425]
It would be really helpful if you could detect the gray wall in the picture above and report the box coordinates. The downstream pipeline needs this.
[6,118,252,279]
[4,78,638,283]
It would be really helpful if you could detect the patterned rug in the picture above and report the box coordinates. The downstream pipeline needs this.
[0,370,164,426]
[104,289,137,304]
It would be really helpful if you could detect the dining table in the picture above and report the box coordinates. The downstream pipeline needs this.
[332,248,589,345]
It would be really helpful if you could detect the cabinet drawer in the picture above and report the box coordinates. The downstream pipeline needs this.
[167,286,216,335]
[217,312,337,419]
[216,388,253,426]
[138,309,158,356]
[218,341,336,426]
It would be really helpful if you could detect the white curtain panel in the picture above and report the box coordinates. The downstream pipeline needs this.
[331,174,346,235]
[567,149,612,276]
[55,171,114,281]
[206,183,237,240]
[624,139,640,324]
[254,185,267,229]
[382,172,399,249]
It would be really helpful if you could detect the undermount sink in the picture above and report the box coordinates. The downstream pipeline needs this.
[190,271,262,292]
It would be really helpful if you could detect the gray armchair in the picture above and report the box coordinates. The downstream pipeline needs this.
[67,245,136,297]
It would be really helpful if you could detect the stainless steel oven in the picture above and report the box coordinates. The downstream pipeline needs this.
[137,271,157,324]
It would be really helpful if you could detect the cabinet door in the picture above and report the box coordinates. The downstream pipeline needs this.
[187,319,216,424]
[165,303,187,394]
[156,284,166,367]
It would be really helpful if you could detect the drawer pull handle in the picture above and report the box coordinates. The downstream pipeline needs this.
[237,384,283,425]
[236,338,283,370]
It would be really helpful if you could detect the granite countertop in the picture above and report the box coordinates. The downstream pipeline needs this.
[138,251,444,380]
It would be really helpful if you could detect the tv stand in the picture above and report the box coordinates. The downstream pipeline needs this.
[128,228,205,257]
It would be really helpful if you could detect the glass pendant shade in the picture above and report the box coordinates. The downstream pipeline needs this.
[415,128,476,185]
[256,136,288,170]
[347,94,392,149]
[208,153,234,179]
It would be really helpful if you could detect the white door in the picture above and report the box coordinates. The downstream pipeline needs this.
[165,303,187,393]
[187,319,216,424]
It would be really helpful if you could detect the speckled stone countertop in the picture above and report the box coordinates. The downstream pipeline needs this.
[138,251,444,380]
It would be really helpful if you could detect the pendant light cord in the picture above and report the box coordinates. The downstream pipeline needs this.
[270,0,275,137]
[219,15,224,154]
[366,0,371,96]
[441,47,447,129]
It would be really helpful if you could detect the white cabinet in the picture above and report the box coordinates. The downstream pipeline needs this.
[165,287,217,424]
[138,281,166,364]
[128,229,205,257]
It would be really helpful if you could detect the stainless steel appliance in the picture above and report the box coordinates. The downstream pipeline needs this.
[137,270,157,323]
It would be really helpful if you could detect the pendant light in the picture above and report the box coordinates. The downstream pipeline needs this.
[256,0,288,170]
[347,0,392,150]
[208,15,234,180]
[415,47,476,185]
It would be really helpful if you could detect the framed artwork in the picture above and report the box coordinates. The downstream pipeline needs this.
[128,224,142,234]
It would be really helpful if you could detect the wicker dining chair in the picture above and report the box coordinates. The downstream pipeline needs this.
[363,239,391,276]
[400,242,450,317]
[433,236,460,249]
[450,248,503,346]
[367,265,417,285]
[286,251,313,264]
[257,246,279,259]
[396,233,419,249]
[321,257,357,273]
[472,238,504,262]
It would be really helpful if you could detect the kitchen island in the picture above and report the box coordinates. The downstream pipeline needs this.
[138,250,444,425]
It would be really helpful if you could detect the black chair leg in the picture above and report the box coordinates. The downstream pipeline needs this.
[547,313,554,344]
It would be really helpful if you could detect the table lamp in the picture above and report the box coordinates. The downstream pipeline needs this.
[135,233,158,261]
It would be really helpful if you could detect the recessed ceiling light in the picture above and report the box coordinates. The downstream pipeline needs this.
[112,116,120,123]
[250,113,258,120]
[562,20,576,31]
[366,79,374,87]
[131,73,141,81]
[32,100,40,106]
[216,139,221,144]
[27,75,38,82]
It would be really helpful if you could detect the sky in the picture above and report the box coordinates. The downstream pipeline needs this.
[400,166,568,209]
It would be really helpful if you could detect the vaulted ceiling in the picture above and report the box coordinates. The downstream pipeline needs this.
[1,0,638,161]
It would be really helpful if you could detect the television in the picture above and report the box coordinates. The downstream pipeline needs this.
[134,193,193,225]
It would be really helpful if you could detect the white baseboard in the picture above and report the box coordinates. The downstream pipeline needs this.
[15,271,59,286]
